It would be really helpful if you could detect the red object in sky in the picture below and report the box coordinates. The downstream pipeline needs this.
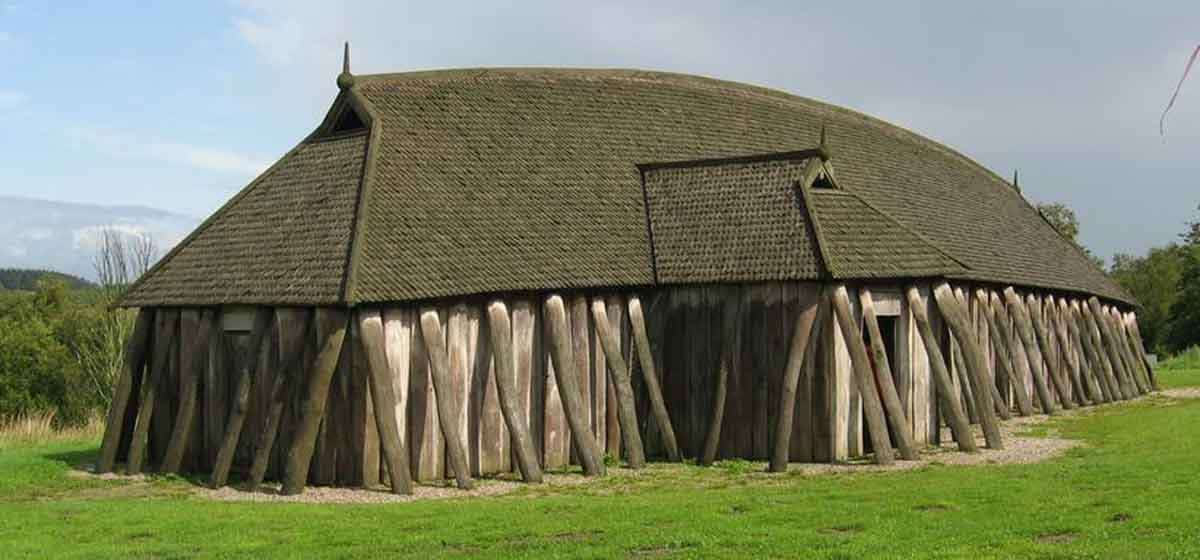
[1161,44,1200,137]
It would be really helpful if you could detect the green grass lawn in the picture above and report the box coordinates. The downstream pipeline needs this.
[2,371,1199,559]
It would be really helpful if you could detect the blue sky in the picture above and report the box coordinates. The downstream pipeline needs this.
[1,1,1198,266]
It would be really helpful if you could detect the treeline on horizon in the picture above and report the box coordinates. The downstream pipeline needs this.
[0,269,93,291]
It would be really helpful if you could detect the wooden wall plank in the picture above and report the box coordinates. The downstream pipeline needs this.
[408,307,445,482]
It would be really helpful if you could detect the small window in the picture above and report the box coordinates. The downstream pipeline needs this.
[330,107,365,134]
[811,172,835,190]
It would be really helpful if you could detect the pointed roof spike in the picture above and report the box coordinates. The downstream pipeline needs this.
[1012,169,1021,192]
[337,41,355,90]
[815,123,831,161]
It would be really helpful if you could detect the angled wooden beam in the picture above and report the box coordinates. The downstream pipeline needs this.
[1045,297,1087,405]
[127,309,180,474]
[1072,302,1119,402]
[831,285,895,464]
[357,308,414,494]
[934,282,1002,449]
[1124,313,1159,390]
[979,290,1034,416]
[990,292,1039,414]
[769,287,822,472]
[248,308,311,491]
[416,308,474,489]
[487,300,546,482]
[589,298,646,470]
[628,294,681,462]
[282,308,349,495]
[1002,288,1057,414]
[700,291,742,466]
[210,308,273,488]
[859,287,920,460]
[161,310,215,474]
[906,286,976,452]
[97,308,154,474]
[1025,294,1076,409]
[953,288,1010,421]
[543,295,606,476]
[1081,300,1133,399]
[1064,300,1106,403]
[1109,307,1151,394]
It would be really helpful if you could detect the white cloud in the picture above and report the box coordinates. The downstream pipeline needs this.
[0,31,10,42]
[71,224,147,251]
[66,127,269,175]
[20,227,52,241]
[4,244,27,258]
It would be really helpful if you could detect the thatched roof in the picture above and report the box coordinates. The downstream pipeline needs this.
[120,68,1130,307]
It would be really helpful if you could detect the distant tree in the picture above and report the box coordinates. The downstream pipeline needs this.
[1164,205,1200,352]
[0,269,92,291]
[1110,246,1186,353]
[1036,201,1106,270]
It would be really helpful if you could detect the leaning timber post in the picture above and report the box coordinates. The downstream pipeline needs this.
[416,308,475,489]
[905,286,976,452]
[98,308,154,474]
[1110,308,1151,394]
[831,285,896,464]
[628,294,681,462]
[1065,301,1107,403]
[127,309,180,474]
[1082,300,1133,399]
[933,282,1003,449]
[210,308,273,488]
[701,291,742,466]
[859,287,920,460]
[544,295,606,476]
[1002,288,1057,414]
[1125,314,1159,390]
[1047,297,1089,406]
[1025,294,1076,409]
[161,310,215,474]
[979,289,1033,417]
[1073,303,1120,402]
[281,308,349,495]
[487,300,546,481]
[769,288,822,472]
[988,292,1037,416]
[589,298,646,469]
[248,308,312,491]
[358,309,414,494]
[1098,305,1140,395]
[953,288,1010,421]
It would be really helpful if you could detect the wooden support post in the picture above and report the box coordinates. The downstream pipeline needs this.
[859,287,920,460]
[934,282,1003,448]
[1002,288,1057,414]
[98,308,154,474]
[1083,299,1133,399]
[1047,297,1090,405]
[1109,308,1151,394]
[589,298,646,469]
[161,310,214,474]
[628,294,681,462]
[830,285,895,464]
[127,309,180,474]
[905,286,976,452]
[357,309,414,494]
[769,289,822,472]
[1025,295,1076,409]
[700,292,741,466]
[543,295,606,476]
[953,288,1010,421]
[247,308,311,491]
[210,308,272,488]
[485,300,545,482]
[1100,303,1142,396]
[417,308,475,489]
[1064,301,1106,403]
[1125,314,1158,390]
[281,308,348,495]
[980,290,1034,416]
[1073,302,1119,402]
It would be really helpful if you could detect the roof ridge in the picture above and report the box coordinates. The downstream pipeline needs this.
[339,86,384,305]
[637,149,819,171]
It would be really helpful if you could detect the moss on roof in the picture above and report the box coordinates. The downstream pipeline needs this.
[121,68,1132,307]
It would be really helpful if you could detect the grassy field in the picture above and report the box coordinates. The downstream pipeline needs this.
[1,369,1198,559]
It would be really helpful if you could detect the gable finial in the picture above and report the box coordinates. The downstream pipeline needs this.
[337,41,355,90]
[1012,169,1021,192]
[816,123,831,161]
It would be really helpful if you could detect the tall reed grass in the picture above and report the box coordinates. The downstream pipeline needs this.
[0,411,104,447]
